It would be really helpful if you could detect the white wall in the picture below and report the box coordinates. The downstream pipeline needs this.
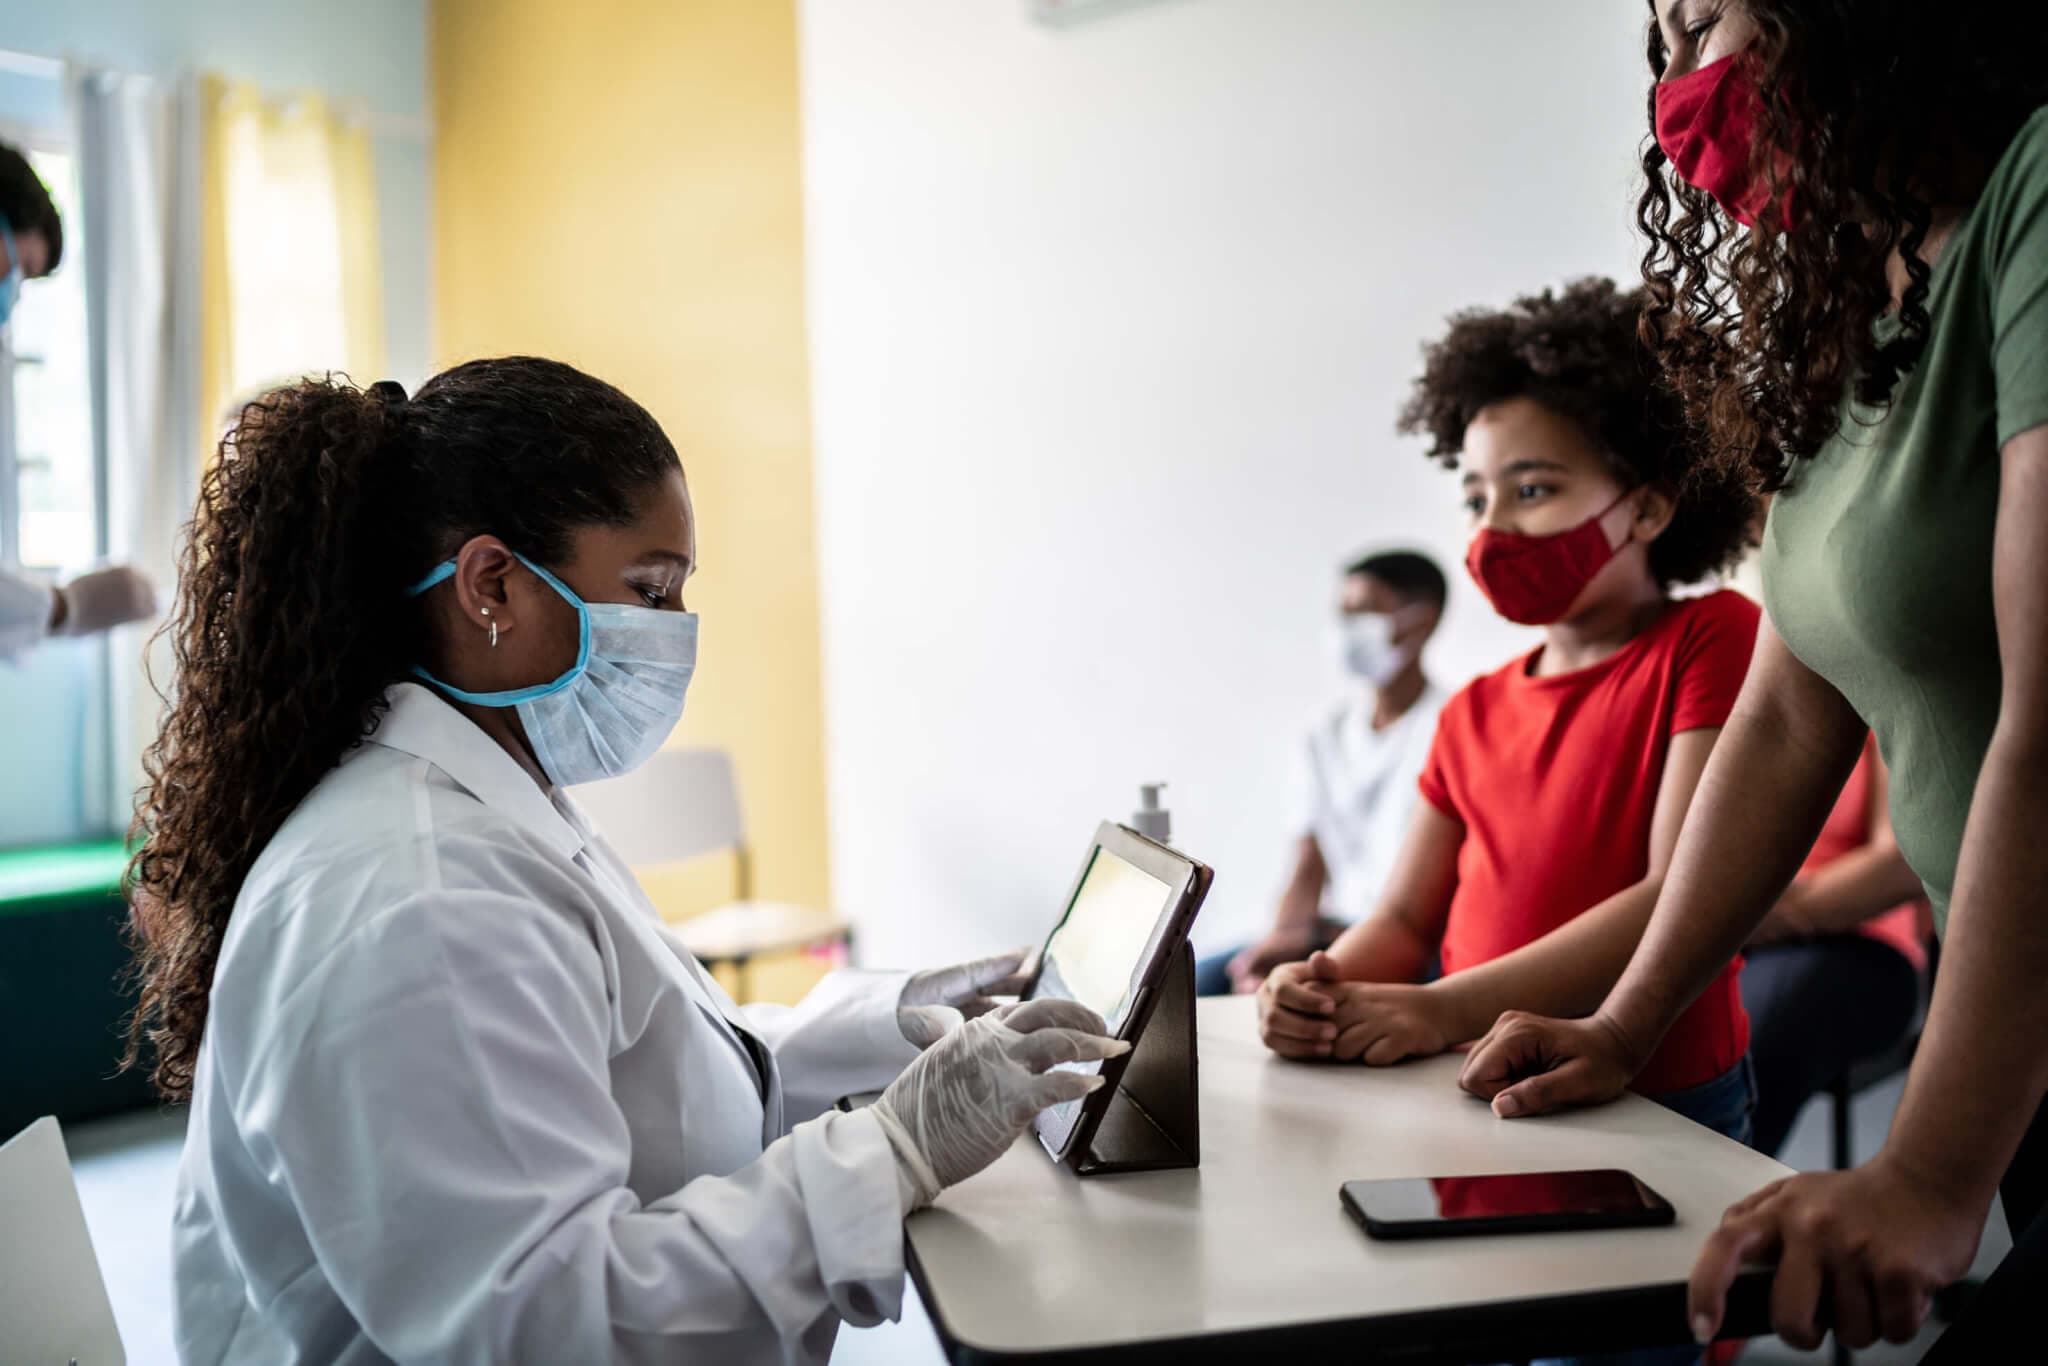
[802,0,1652,964]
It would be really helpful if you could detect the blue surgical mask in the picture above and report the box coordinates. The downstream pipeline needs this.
[404,552,698,787]
[0,218,22,328]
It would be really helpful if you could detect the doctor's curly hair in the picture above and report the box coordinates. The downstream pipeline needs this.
[125,358,682,1100]
[1636,2,2048,490]
[1399,276,1758,588]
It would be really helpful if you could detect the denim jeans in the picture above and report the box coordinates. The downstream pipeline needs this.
[1193,947,1246,997]
[1524,1055,1758,1366]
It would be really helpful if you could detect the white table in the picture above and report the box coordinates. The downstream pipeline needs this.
[904,996,1790,1363]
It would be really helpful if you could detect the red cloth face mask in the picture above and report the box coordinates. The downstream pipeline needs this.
[1654,52,1792,229]
[1465,489,1636,626]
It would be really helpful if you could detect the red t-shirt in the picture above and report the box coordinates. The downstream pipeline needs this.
[1799,736,1930,972]
[1417,589,1758,1094]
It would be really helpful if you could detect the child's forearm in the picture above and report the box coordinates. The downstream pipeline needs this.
[1321,909,1434,985]
[1427,877,1665,1041]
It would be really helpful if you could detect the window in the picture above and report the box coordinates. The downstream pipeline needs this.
[1,143,97,572]
[0,131,114,848]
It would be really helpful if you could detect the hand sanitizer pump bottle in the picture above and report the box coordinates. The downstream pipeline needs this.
[1132,783,1171,846]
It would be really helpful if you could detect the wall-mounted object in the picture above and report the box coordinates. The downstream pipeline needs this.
[1030,0,1186,28]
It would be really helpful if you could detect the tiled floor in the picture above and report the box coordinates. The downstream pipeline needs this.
[66,1076,2008,1365]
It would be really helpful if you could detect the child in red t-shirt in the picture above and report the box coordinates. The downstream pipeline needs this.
[1258,279,1763,1142]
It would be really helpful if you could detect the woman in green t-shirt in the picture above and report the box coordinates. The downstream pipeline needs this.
[1453,3,2048,1357]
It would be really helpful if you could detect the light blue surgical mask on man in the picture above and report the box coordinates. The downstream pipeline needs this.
[404,551,699,787]
[0,217,24,328]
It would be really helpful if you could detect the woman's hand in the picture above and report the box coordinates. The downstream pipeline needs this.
[898,948,1036,1048]
[872,998,1129,1206]
[1456,1010,1644,1117]
[1326,979,1458,1065]
[1688,1156,1984,1350]
[1256,959,1339,1059]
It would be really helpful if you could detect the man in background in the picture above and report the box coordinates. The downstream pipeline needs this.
[1196,549,1448,996]
[0,141,157,661]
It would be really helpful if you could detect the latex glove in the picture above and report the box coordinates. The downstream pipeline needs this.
[896,947,1036,1048]
[52,565,157,636]
[872,997,1128,1208]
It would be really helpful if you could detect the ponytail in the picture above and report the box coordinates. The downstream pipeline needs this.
[128,378,411,1098]
[128,358,681,1099]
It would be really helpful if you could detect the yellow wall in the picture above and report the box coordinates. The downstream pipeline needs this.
[433,0,831,952]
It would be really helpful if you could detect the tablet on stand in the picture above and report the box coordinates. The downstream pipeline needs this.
[1022,821,1211,1176]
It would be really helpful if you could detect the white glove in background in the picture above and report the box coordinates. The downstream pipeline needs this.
[896,947,1037,1048]
[53,564,157,635]
[873,997,1127,1209]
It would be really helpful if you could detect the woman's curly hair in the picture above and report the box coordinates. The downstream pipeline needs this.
[1637,2,2048,489]
[1398,276,1758,587]
[127,357,681,1101]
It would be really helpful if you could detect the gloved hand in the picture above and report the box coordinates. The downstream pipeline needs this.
[872,997,1127,1208]
[52,565,157,636]
[896,947,1036,1048]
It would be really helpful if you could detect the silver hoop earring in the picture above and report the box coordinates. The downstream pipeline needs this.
[481,607,498,649]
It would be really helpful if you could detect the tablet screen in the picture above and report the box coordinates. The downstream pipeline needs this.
[1030,846,1173,1035]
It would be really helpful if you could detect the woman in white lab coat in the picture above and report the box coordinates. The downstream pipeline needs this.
[128,358,1123,1366]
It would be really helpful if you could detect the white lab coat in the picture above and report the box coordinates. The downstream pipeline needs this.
[172,682,925,1366]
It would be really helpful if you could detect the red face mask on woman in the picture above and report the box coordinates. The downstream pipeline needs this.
[1654,52,1792,229]
[1465,489,1637,626]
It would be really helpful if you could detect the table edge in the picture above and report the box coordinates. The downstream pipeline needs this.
[906,1237,1778,1364]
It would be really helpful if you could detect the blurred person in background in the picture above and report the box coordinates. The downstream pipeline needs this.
[1739,733,1929,1157]
[0,141,157,661]
[1197,549,1446,997]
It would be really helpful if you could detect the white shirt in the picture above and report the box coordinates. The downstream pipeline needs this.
[1295,683,1446,924]
[0,565,54,662]
[173,683,923,1366]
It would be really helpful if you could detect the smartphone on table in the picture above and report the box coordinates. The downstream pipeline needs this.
[1341,1169,1675,1240]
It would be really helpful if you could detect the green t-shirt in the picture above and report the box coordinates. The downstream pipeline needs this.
[1764,105,2048,936]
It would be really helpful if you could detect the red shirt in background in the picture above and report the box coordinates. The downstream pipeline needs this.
[1418,589,1758,1094]
[1797,736,1930,972]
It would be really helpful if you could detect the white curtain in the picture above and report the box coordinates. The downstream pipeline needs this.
[68,65,201,831]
